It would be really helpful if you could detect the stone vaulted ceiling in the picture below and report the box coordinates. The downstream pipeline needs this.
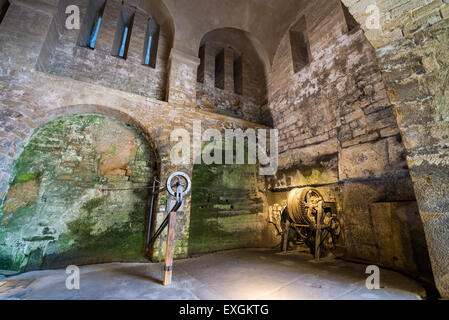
[159,0,310,64]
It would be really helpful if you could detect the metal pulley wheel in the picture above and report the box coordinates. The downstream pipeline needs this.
[166,171,191,197]
[288,187,325,226]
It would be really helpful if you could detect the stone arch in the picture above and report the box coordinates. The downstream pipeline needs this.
[43,104,162,169]
[199,27,270,77]
[1,104,162,190]
[196,27,273,126]
[0,109,160,272]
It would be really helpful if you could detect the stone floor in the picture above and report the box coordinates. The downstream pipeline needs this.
[0,249,426,300]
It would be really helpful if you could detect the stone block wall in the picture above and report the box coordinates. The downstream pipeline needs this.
[166,48,200,108]
[0,115,156,271]
[0,0,55,71]
[1,0,449,298]
[196,40,270,125]
[342,0,449,299]
[42,0,171,100]
[196,83,269,125]
[0,0,269,268]
[369,201,430,275]
[265,0,432,280]
[188,150,267,256]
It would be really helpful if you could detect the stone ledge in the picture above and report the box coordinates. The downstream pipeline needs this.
[11,0,57,17]
[34,70,269,130]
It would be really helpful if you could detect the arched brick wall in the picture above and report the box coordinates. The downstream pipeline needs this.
[196,27,272,125]
[0,58,268,263]
[0,113,158,271]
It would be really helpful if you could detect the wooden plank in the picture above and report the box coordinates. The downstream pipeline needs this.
[315,201,323,260]
[292,224,311,228]
[163,211,177,286]
[282,220,290,252]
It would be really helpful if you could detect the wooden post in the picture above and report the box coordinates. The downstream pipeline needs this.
[163,210,177,285]
[282,221,290,252]
[162,177,189,286]
[315,201,323,260]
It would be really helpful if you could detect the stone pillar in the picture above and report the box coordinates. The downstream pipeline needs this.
[126,9,146,65]
[95,0,120,53]
[0,0,58,199]
[223,47,234,92]
[166,48,200,108]
[341,0,449,299]
[0,0,57,71]
[203,43,215,88]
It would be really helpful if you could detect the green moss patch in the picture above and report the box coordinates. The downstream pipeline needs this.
[0,114,156,271]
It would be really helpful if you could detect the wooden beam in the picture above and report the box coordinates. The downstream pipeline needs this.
[315,201,323,260]
[282,220,290,252]
[163,210,177,285]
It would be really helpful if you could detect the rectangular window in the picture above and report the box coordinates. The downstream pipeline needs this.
[89,14,102,48]
[289,16,311,73]
[215,49,225,90]
[118,26,129,57]
[78,0,106,49]
[197,45,205,83]
[142,18,159,68]
[112,7,134,59]
[233,55,243,95]
[144,34,152,64]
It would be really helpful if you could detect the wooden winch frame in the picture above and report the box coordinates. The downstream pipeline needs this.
[280,188,341,260]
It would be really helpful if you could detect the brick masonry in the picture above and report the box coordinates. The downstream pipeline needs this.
[1,0,449,298]
[265,0,432,282]
[195,35,271,125]
[0,0,269,264]
[44,0,171,100]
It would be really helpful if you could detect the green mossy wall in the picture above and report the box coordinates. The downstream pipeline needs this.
[188,145,265,254]
[0,115,155,272]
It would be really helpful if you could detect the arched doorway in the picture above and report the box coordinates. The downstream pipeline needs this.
[0,114,157,271]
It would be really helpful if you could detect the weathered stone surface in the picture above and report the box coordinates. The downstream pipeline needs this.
[265,0,428,281]
[195,30,270,125]
[0,115,156,271]
[370,201,431,276]
[339,139,390,179]
[342,0,449,298]
[2,179,38,214]
[189,157,266,255]
[1,0,448,298]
